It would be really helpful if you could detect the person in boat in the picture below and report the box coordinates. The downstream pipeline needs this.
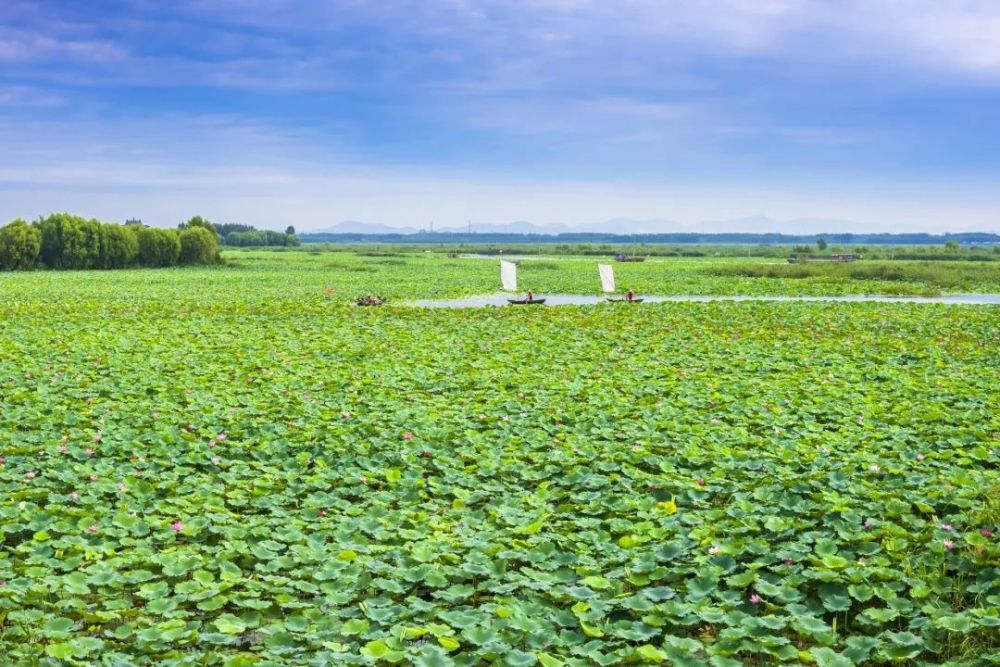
[526,289,534,302]
[626,289,636,302]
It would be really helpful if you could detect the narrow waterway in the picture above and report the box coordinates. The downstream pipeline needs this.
[405,293,1000,308]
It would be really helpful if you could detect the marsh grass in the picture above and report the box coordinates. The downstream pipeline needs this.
[705,260,1000,293]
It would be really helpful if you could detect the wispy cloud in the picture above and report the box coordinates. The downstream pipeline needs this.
[0,26,125,62]
[0,84,65,106]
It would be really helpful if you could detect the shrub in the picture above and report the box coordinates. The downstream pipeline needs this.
[179,226,218,265]
[136,227,181,267]
[36,213,92,269]
[99,224,140,269]
[0,219,42,270]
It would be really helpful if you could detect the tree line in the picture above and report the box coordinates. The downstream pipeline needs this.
[0,214,220,271]
[300,230,1000,245]
[211,222,299,247]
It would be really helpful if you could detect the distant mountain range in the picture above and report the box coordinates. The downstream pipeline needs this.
[308,216,894,236]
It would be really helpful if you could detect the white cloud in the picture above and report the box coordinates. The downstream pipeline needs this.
[0,85,65,107]
[0,26,125,62]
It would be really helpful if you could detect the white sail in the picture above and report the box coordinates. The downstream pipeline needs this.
[598,264,615,293]
[500,260,517,291]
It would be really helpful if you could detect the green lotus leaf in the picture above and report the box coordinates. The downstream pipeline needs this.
[215,614,248,635]
[811,647,855,667]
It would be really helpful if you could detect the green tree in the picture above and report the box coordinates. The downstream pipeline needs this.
[99,224,139,268]
[945,240,960,252]
[816,237,828,251]
[181,216,219,239]
[179,226,218,264]
[34,213,105,269]
[285,225,296,235]
[136,227,181,267]
[0,219,42,270]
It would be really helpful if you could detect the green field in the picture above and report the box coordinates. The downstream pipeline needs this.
[1,251,998,666]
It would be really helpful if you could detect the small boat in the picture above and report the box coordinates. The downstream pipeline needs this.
[606,297,644,303]
[507,298,546,305]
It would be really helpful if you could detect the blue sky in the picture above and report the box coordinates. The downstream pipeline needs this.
[1,0,999,232]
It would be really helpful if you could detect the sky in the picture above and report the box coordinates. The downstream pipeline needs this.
[1,0,999,233]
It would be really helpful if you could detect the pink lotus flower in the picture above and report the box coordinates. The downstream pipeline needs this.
[648,483,658,490]
[151,411,159,419]
[216,433,226,441]
[117,483,127,492]
[696,479,705,487]
[208,441,216,448]
[421,450,431,458]
[170,521,184,532]
[24,471,36,479]
[70,492,79,502]
[916,454,925,461]
[89,475,98,482]
[85,448,94,456]
[92,433,101,443]
[864,519,874,530]
[359,476,368,484]
[982,529,993,538]
[708,546,719,555]
[211,456,220,465]
[868,464,881,474]
[317,509,326,517]
[0,456,5,464]
[402,432,414,441]
[0,580,6,587]
[941,523,953,531]
[943,539,955,550]
[87,524,99,534]
[749,594,762,604]
[784,559,794,565]
[58,444,68,453]
[341,411,351,420]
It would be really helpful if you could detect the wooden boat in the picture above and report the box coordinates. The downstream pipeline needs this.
[606,297,644,303]
[507,298,546,305]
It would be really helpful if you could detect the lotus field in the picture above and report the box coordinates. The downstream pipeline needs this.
[1,251,998,666]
